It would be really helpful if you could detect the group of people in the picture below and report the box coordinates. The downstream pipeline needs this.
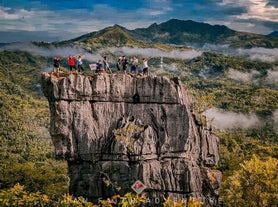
[96,56,112,74]
[115,55,152,76]
[53,55,85,74]
[52,54,152,77]
[68,55,85,72]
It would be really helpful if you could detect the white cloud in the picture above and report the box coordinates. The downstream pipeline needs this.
[149,10,165,16]
[1,42,102,61]
[237,47,278,62]
[110,47,202,60]
[0,6,59,32]
[227,68,260,82]
[201,43,230,51]
[135,0,173,17]
[218,0,249,7]
[218,0,278,22]
[204,108,260,129]
[0,5,113,41]
[238,0,278,22]
[0,6,34,20]
[265,69,278,85]
[201,44,278,63]
[273,109,278,131]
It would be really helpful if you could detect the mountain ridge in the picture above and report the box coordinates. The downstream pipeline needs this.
[2,19,278,49]
[130,19,235,44]
[56,18,278,49]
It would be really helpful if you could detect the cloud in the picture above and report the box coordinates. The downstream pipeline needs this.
[227,68,260,82]
[215,0,278,34]
[0,6,56,32]
[0,5,112,42]
[110,47,202,59]
[137,0,173,16]
[237,47,278,62]
[265,69,278,85]
[1,42,102,62]
[204,108,260,129]
[218,0,278,22]
[1,42,104,73]
[0,3,170,42]
[143,9,165,16]
[163,63,180,74]
[201,43,231,52]
[273,109,278,131]
[201,44,278,62]
[221,65,278,88]
[237,0,278,23]
[0,6,34,20]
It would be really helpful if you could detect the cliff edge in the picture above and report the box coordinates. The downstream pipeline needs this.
[41,73,221,206]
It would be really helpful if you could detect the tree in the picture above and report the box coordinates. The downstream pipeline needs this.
[220,155,278,207]
[113,122,144,152]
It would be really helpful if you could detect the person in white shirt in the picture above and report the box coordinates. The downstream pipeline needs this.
[142,57,152,76]
[76,55,85,72]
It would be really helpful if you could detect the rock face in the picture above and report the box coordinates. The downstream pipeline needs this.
[41,73,221,206]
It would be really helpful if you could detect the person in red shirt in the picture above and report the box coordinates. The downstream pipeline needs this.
[68,55,77,71]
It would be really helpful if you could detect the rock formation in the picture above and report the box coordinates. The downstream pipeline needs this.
[41,73,221,206]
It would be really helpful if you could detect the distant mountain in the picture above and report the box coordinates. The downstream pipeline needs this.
[129,19,278,48]
[60,19,278,49]
[130,19,235,45]
[268,31,278,37]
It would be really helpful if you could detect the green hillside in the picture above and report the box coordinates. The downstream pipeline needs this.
[0,51,69,198]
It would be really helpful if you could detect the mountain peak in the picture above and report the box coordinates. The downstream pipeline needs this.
[112,24,127,30]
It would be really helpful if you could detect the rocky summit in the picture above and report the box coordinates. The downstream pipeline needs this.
[41,72,221,206]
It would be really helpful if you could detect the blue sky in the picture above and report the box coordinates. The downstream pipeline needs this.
[0,0,278,43]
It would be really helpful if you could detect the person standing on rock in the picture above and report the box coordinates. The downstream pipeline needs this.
[130,56,138,75]
[122,56,128,75]
[103,56,112,73]
[53,56,62,76]
[116,56,122,74]
[68,55,77,72]
[96,60,102,74]
[142,57,152,76]
[76,55,85,73]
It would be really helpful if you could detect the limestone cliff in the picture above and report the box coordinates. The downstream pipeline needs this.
[41,73,221,206]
